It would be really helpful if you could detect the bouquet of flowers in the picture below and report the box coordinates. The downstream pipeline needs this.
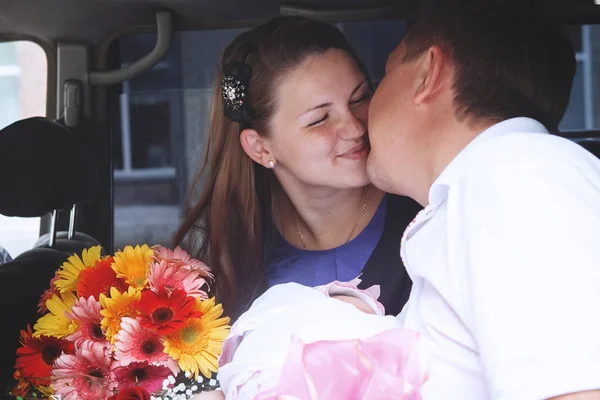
[10,245,230,400]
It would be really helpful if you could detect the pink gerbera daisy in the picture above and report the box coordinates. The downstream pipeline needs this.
[113,362,172,393]
[52,341,116,399]
[37,272,60,314]
[153,246,212,276]
[148,260,209,299]
[114,317,179,375]
[66,296,106,345]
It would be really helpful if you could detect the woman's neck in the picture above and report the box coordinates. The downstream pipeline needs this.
[274,183,385,251]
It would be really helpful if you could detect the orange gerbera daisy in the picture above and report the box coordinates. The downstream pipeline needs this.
[12,368,32,397]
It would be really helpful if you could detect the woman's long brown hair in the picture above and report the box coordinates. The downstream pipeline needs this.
[174,16,370,319]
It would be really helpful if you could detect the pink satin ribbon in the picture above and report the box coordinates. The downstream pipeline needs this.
[254,328,428,400]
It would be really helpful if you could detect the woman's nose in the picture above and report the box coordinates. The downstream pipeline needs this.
[337,111,367,140]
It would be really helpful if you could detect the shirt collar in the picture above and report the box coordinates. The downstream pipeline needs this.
[428,117,549,208]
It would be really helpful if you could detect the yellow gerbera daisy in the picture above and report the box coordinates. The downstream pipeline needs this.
[54,246,102,293]
[111,245,154,290]
[163,297,230,379]
[33,292,78,338]
[99,286,142,343]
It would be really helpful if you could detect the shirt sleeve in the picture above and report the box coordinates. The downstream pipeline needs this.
[459,163,600,400]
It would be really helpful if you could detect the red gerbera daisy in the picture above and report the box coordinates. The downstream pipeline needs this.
[137,289,202,335]
[77,257,128,300]
[113,362,172,393]
[15,325,74,387]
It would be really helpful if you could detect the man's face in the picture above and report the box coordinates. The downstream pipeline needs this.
[367,41,422,195]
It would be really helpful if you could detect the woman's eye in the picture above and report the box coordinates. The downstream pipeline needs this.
[307,114,328,127]
[350,93,371,105]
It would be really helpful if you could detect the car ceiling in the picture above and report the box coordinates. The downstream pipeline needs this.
[0,0,599,46]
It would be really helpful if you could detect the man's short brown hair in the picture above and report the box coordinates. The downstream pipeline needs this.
[402,2,576,133]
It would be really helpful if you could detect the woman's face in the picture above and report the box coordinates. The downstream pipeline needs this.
[266,49,372,191]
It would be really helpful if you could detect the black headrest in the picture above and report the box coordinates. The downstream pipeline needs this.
[35,231,101,248]
[0,117,98,217]
[34,231,104,256]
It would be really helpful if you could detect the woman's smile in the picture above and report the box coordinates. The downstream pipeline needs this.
[338,141,369,160]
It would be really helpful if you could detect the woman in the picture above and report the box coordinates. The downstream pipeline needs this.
[175,16,421,319]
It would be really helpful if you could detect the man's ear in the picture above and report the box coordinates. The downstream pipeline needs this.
[240,128,274,168]
[414,45,448,105]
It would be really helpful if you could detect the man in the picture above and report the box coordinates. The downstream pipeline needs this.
[367,3,600,400]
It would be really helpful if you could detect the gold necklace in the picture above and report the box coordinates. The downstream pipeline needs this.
[293,185,373,250]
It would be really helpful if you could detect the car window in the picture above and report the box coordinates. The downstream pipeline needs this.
[0,41,47,259]
[560,25,598,131]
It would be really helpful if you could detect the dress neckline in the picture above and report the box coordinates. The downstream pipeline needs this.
[274,195,388,254]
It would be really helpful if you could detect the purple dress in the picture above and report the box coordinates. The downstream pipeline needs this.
[265,196,388,287]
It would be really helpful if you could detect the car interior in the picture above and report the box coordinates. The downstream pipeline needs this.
[0,0,599,396]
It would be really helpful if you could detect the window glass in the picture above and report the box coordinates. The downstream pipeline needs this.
[561,64,586,131]
[112,28,246,249]
[0,41,47,259]
[559,25,599,132]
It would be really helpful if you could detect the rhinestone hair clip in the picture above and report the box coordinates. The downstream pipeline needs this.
[221,62,253,124]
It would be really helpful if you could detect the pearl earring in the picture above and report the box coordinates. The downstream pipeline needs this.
[268,160,275,169]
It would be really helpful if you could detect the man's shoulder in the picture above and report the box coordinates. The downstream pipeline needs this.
[482,129,582,151]
[464,131,600,181]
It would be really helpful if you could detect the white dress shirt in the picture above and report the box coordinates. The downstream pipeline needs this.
[398,118,600,400]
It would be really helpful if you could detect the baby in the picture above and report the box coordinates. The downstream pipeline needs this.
[195,279,428,400]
